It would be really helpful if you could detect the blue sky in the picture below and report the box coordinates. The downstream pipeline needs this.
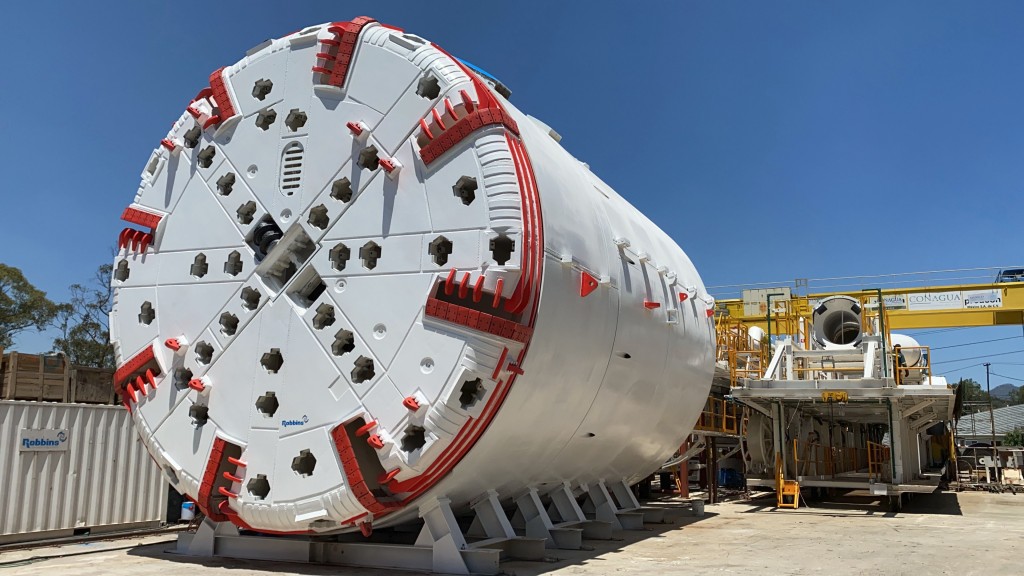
[1,1,1022,387]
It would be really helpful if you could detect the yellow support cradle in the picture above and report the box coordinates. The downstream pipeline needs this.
[775,453,800,509]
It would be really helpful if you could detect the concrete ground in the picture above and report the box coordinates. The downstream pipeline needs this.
[2,490,1022,575]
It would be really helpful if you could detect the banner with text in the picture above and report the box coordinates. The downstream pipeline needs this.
[865,289,1003,312]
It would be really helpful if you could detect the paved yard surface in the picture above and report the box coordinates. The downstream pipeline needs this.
[2,491,1021,575]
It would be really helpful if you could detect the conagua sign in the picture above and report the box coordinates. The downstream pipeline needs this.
[864,289,1003,312]
[19,429,70,452]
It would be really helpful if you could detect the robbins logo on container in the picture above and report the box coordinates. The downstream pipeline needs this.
[281,415,309,428]
[19,429,69,452]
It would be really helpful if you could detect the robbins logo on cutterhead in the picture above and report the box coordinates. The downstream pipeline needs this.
[281,415,310,428]
[19,429,70,452]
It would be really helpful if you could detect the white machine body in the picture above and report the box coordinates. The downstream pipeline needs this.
[108,17,715,534]
[811,295,864,350]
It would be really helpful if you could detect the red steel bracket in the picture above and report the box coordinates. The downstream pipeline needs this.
[424,297,532,344]
[314,17,377,89]
[367,434,385,449]
[378,468,401,484]
[330,423,402,517]
[119,207,163,254]
[197,437,231,521]
[113,345,159,403]
[121,207,163,229]
[207,67,238,127]
[355,420,377,437]
[417,46,520,166]
[580,271,599,298]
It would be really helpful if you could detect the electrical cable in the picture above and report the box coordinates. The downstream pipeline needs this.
[806,275,996,293]
[988,372,1024,383]
[931,336,1022,351]
[806,266,1013,283]
[907,327,970,337]
[708,265,1020,295]
[941,363,987,374]
[932,349,1024,365]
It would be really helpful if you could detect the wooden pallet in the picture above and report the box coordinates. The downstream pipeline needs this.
[70,366,118,404]
[0,352,70,402]
[0,352,117,404]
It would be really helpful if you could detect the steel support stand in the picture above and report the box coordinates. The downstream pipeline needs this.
[610,478,665,524]
[176,517,239,557]
[581,480,644,530]
[175,497,509,575]
[511,487,583,549]
[547,482,612,540]
[465,490,546,561]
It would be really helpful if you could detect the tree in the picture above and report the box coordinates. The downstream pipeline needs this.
[959,378,985,401]
[1010,385,1024,407]
[957,378,993,415]
[51,263,115,368]
[1005,427,1024,448]
[0,264,59,349]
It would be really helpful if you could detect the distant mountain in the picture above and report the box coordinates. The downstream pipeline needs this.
[990,383,1020,401]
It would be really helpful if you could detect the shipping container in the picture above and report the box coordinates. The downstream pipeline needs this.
[0,401,165,544]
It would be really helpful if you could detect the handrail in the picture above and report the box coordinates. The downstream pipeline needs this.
[717,316,766,386]
[693,397,741,435]
[719,293,913,385]
[867,441,891,482]
[791,440,870,477]
[891,345,932,385]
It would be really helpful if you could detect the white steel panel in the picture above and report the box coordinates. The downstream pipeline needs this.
[0,401,165,544]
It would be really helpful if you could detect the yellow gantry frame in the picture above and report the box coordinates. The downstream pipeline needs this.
[717,281,1024,331]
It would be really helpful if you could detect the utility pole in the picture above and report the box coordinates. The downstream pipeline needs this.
[985,363,998,481]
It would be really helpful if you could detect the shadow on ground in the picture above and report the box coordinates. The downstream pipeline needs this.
[741,489,963,517]
[128,540,394,575]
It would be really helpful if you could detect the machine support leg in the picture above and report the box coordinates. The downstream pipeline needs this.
[176,497,505,575]
[512,487,583,549]
[547,482,587,524]
[890,399,905,484]
[416,497,473,575]
[468,490,516,540]
[582,481,623,529]
[176,517,239,557]
[772,402,785,479]
[709,437,719,505]
[465,490,546,561]
[547,482,612,540]
[609,478,642,511]
[678,437,692,498]
[609,478,666,523]
[581,480,645,530]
